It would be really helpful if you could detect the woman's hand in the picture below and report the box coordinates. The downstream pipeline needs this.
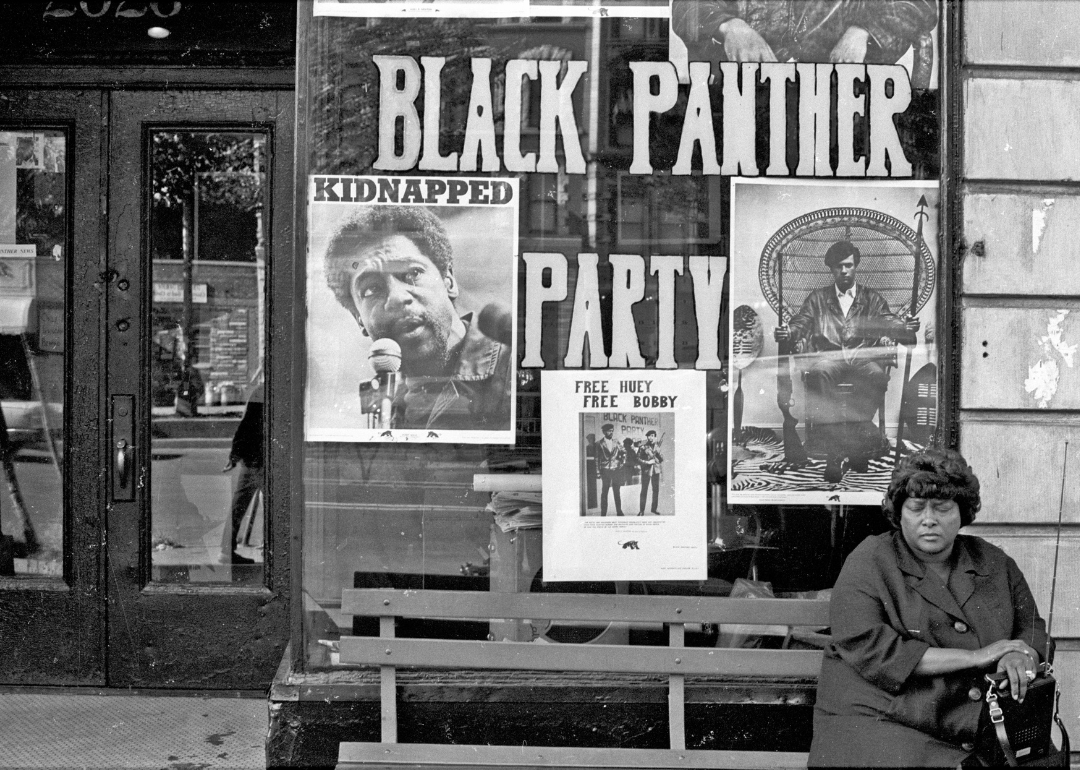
[974,639,1031,669]
[915,640,1041,679]
[996,651,1037,702]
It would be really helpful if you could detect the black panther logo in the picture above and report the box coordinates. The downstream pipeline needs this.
[618,540,640,550]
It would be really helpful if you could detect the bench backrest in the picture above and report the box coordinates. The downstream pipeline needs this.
[337,588,829,750]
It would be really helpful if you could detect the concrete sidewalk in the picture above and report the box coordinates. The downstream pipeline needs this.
[0,691,266,769]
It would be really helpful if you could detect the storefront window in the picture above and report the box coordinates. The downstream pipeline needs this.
[0,129,66,579]
[299,2,941,672]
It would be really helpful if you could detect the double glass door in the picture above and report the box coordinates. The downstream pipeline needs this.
[0,87,292,688]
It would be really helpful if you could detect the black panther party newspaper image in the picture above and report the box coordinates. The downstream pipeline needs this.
[305,176,518,444]
[542,370,707,581]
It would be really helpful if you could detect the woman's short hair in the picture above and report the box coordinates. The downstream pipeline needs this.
[882,447,981,528]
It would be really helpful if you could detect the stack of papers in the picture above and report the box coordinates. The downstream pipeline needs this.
[486,491,543,532]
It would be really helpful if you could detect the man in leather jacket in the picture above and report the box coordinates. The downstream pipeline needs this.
[636,430,665,516]
[595,423,626,517]
[672,0,937,66]
[775,240,919,480]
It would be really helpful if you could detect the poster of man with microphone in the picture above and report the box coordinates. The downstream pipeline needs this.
[305,175,518,444]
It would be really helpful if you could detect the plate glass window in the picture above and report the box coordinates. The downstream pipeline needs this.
[0,129,66,579]
[148,130,268,584]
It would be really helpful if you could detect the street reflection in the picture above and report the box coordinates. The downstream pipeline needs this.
[0,129,66,577]
[148,130,268,584]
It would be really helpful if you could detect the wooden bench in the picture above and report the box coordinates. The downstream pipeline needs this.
[336,588,829,769]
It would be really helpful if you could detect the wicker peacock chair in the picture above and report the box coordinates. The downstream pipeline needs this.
[757,206,937,457]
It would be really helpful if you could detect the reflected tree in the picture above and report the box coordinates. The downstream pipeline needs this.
[311,17,503,175]
[151,132,265,414]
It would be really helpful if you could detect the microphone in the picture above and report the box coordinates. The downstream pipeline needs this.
[477,302,514,346]
[369,338,401,430]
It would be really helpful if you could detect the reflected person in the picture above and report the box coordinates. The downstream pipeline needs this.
[220,375,263,566]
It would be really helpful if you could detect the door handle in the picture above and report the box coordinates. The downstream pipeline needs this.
[111,395,136,502]
[116,439,129,487]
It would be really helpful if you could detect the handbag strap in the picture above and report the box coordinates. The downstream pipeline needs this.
[1053,690,1070,757]
[986,687,1020,767]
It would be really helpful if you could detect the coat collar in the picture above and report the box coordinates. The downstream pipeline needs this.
[891,531,989,620]
[447,313,503,382]
[404,313,503,386]
[822,282,869,313]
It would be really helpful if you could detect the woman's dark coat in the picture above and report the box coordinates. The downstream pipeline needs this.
[808,531,1051,768]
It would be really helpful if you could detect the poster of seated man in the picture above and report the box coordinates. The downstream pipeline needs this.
[727,179,938,506]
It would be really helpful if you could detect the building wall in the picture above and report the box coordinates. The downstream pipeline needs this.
[960,0,1080,737]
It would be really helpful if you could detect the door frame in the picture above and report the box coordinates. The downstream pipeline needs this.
[104,88,293,689]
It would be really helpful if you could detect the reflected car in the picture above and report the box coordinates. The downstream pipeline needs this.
[1,399,63,454]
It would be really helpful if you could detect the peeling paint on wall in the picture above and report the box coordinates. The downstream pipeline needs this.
[1025,359,1060,407]
[1046,310,1076,365]
[1024,310,1075,407]
[1032,198,1055,253]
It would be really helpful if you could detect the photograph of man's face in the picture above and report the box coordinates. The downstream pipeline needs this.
[347,233,461,375]
[306,184,518,443]
[829,253,857,292]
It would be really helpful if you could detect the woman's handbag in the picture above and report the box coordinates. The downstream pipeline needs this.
[975,665,1070,767]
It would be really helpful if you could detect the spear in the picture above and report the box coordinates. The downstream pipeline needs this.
[893,196,928,465]
[776,253,808,466]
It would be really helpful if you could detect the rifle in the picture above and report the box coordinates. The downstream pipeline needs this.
[893,196,928,465]
[776,257,809,466]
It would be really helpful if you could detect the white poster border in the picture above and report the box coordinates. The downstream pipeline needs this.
[305,174,519,444]
[542,369,707,582]
[727,177,940,507]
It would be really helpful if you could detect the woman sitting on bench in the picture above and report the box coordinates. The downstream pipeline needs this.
[808,448,1050,767]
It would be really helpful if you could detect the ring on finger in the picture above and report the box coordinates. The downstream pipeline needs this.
[1025,670,1036,681]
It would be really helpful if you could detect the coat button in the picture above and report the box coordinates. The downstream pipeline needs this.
[961,742,975,751]
[953,621,968,633]
[968,687,982,701]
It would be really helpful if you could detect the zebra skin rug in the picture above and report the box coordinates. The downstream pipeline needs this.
[729,426,924,499]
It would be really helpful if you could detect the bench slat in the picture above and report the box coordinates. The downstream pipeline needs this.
[380,616,397,743]
[668,623,685,751]
[338,743,809,769]
[341,589,830,627]
[339,636,823,678]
